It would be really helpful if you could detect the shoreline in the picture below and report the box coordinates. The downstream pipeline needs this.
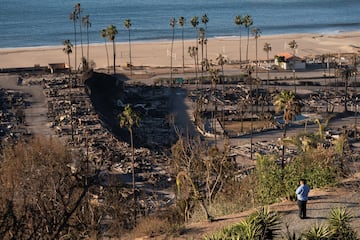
[1,31,360,69]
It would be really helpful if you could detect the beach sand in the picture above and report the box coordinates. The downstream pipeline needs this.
[1,31,360,70]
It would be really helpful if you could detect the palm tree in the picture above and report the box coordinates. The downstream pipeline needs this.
[252,28,261,80]
[119,104,140,223]
[216,53,227,87]
[69,10,78,72]
[74,3,83,63]
[274,90,301,168]
[170,17,176,86]
[188,46,198,84]
[124,19,133,76]
[209,66,221,144]
[245,64,255,160]
[243,14,253,63]
[201,14,209,60]
[335,65,357,112]
[263,42,272,91]
[82,15,91,68]
[63,39,74,141]
[234,15,243,69]
[190,16,199,71]
[106,24,118,75]
[252,27,261,113]
[288,40,298,93]
[100,29,110,73]
[198,27,206,75]
[62,39,73,77]
[178,16,185,73]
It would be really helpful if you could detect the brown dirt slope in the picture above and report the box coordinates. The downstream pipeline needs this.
[169,174,360,240]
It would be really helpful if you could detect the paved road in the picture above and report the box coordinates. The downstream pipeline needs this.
[0,74,54,138]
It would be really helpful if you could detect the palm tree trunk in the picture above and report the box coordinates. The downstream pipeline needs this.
[239,29,242,69]
[73,21,77,72]
[182,28,185,73]
[246,28,250,62]
[130,129,136,224]
[250,80,253,160]
[345,78,349,112]
[104,40,110,73]
[267,52,270,112]
[282,123,287,169]
[170,28,174,86]
[67,54,71,78]
[112,40,116,75]
[128,30,132,76]
[86,26,90,64]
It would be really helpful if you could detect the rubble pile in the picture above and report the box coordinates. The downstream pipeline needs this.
[41,75,173,211]
[0,88,29,146]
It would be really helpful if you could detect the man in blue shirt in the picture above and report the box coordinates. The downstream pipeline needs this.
[295,178,310,219]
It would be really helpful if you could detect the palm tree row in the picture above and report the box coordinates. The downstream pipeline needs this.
[69,3,92,72]
[68,6,260,79]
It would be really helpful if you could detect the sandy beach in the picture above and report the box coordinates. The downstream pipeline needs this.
[1,31,360,70]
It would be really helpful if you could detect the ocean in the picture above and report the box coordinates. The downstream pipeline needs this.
[0,0,359,48]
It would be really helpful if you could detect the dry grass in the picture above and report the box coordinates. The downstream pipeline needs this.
[224,120,274,135]
[126,215,183,239]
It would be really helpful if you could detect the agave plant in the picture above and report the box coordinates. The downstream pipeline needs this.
[234,207,281,240]
[202,208,281,240]
[252,207,282,239]
[303,223,334,240]
[328,207,357,240]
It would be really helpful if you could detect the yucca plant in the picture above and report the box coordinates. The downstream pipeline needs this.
[328,207,357,240]
[237,217,263,240]
[302,223,334,240]
[253,207,282,239]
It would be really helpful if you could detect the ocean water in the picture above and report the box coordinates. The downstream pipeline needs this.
[0,0,359,48]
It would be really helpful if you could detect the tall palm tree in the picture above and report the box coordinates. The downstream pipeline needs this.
[63,39,75,141]
[74,3,84,65]
[263,42,272,112]
[62,39,73,77]
[82,15,91,67]
[263,42,272,89]
[288,40,298,93]
[209,67,220,144]
[335,65,357,112]
[119,104,140,223]
[252,28,261,79]
[201,14,209,60]
[106,24,118,75]
[216,53,227,87]
[100,29,110,73]
[190,16,199,71]
[243,14,253,63]
[170,17,176,86]
[178,16,185,73]
[245,64,255,160]
[252,27,261,113]
[198,27,206,75]
[188,46,198,85]
[274,90,301,168]
[124,19,133,76]
[69,10,78,72]
[234,15,243,69]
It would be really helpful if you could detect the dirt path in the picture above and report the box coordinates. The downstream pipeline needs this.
[0,74,54,137]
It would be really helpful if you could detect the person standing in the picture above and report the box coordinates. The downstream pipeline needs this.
[296,178,310,219]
